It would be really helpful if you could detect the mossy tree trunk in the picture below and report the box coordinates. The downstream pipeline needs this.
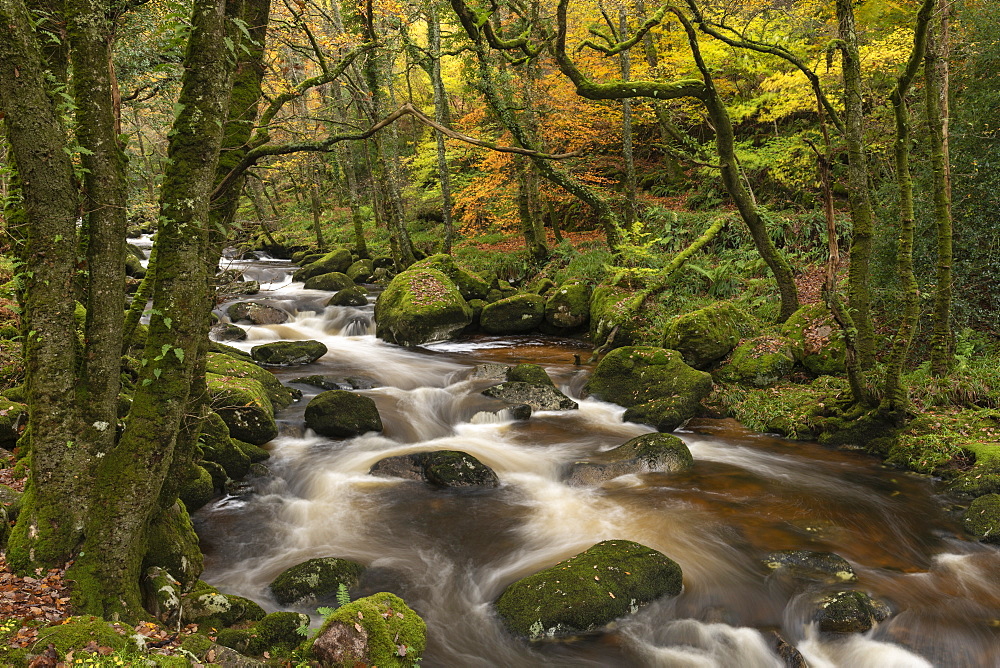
[428,4,456,255]
[926,6,954,375]
[834,0,877,369]
[880,0,936,416]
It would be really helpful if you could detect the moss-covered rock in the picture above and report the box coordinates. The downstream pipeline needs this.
[494,540,683,639]
[327,287,369,307]
[585,347,713,430]
[506,363,554,386]
[780,303,847,375]
[545,282,592,329]
[235,439,270,463]
[269,557,366,606]
[293,248,354,283]
[479,294,545,334]
[411,254,489,300]
[482,382,577,411]
[208,340,254,362]
[219,280,260,297]
[124,252,146,278]
[567,433,693,485]
[250,340,327,367]
[306,592,426,667]
[812,590,891,634]
[179,465,216,511]
[662,302,753,369]
[963,494,1000,542]
[0,398,26,449]
[32,616,139,658]
[198,411,252,480]
[304,390,383,438]
[205,352,297,410]
[142,502,204,588]
[714,335,796,388]
[347,259,375,283]
[374,267,472,346]
[304,271,354,292]
[621,396,700,433]
[227,302,289,325]
[216,611,309,657]
[589,286,644,348]
[206,374,278,445]
[183,581,266,628]
[763,550,856,583]
[423,451,500,488]
[210,322,248,342]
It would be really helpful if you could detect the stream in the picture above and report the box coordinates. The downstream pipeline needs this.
[193,254,1000,667]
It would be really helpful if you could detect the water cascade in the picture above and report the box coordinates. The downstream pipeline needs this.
[194,257,1000,667]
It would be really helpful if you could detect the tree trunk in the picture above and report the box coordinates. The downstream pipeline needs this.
[835,0,877,368]
[428,5,456,254]
[927,4,954,375]
[619,5,637,228]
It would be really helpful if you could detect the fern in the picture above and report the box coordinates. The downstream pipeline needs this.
[335,582,351,608]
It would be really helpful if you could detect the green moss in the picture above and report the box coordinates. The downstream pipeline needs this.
[494,540,683,638]
[32,616,139,658]
[183,581,266,628]
[179,465,215,512]
[585,347,713,417]
[304,271,355,292]
[347,259,375,283]
[780,303,846,375]
[0,398,26,449]
[411,254,489,300]
[293,248,353,282]
[206,373,278,445]
[479,293,545,334]
[180,633,213,658]
[544,281,592,329]
[589,285,645,348]
[141,502,204,586]
[305,592,425,667]
[963,494,1000,542]
[663,302,754,369]
[198,411,251,480]
[269,557,366,606]
[234,439,270,463]
[205,352,296,410]
[374,267,473,346]
[216,611,308,657]
[716,377,848,440]
[714,335,796,388]
[327,287,369,307]
[506,363,553,386]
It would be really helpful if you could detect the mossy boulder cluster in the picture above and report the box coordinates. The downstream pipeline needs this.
[586,346,713,432]
[494,540,683,639]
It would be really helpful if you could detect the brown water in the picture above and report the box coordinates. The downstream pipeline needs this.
[195,258,1000,667]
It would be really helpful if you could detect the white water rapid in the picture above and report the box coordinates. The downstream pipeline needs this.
[193,258,1000,667]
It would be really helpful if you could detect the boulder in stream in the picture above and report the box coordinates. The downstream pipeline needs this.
[494,540,683,639]
[327,286,369,307]
[197,411,251,480]
[482,381,577,411]
[251,340,327,366]
[567,433,692,485]
[346,258,375,283]
[811,590,891,634]
[544,281,592,329]
[206,352,298,410]
[480,293,545,334]
[304,271,354,292]
[306,592,426,667]
[763,550,857,583]
[374,267,472,346]
[585,346,712,432]
[206,374,278,445]
[304,390,383,438]
[269,557,366,606]
[211,322,248,342]
[410,253,489,300]
[293,248,353,282]
[370,450,500,489]
[506,363,554,386]
[227,301,289,325]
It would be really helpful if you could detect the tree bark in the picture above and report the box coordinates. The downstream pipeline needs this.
[428,5,456,254]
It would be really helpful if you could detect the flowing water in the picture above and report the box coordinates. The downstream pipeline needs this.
[194,256,1000,667]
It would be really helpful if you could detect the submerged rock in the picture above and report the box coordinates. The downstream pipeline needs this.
[269,557,366,606]
[374,267,473,346]
[370,450,500,489]
[306,592,426,667]
[482,382,577,411]
[494,540,683,639]
[567,433,692,485]
[251,340,327,366]
[469,362,510,381]
[304,390,383,438]
[763,550,857,583]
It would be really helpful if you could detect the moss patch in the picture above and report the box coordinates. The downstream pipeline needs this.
[374,268,473,346]
[269,557,366,607]
[306,592,426,667]
[662,302,754,369]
